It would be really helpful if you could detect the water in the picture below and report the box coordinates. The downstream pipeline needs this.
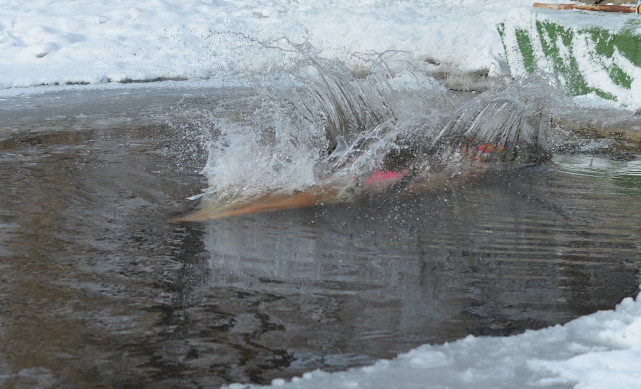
[1,73,640,388]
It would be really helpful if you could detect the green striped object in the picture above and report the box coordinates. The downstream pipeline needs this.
[498,9,641,108]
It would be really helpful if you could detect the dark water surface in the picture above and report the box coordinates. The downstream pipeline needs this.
[0,87,640,388]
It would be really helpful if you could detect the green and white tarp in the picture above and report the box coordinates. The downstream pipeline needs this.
[499,8,641,110]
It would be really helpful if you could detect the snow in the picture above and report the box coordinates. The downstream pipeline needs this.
[225,293,641,388]
[0,0,568,90]
[2,1,641,388]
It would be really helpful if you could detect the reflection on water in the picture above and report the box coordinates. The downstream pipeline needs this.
[0,87,640,388]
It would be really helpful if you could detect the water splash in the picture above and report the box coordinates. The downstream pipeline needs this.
[427,77,558,167]
[171,39,561,219]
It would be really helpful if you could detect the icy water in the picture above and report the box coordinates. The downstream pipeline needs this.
[1,84,640,388]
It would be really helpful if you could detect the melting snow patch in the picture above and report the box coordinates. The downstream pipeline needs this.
[224,293,641,389]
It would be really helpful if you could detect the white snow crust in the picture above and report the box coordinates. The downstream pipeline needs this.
[0,0,569,90]
[226,293,641,388]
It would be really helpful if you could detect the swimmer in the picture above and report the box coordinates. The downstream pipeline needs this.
[170,136,525,222]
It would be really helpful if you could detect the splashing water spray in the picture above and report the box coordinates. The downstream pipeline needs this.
[170,39,560,222]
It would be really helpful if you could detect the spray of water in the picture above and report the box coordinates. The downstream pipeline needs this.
[170,37,560,219]
[429,78,557,165]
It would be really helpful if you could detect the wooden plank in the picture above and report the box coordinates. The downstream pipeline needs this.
[533,3,636,13]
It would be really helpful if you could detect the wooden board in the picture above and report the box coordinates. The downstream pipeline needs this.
[533,3,636,13]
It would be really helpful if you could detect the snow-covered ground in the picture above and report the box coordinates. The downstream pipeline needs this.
[0,0,570,90]
[2,1,641,388]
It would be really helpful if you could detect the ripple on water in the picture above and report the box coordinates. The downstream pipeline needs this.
[0,87,639,387]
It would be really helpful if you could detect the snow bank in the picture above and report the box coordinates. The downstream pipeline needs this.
[0,0,568,90]
[226,293,641,389]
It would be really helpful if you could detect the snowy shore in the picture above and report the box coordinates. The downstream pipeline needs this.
[227,293,641,388]
[0,0,569,90]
